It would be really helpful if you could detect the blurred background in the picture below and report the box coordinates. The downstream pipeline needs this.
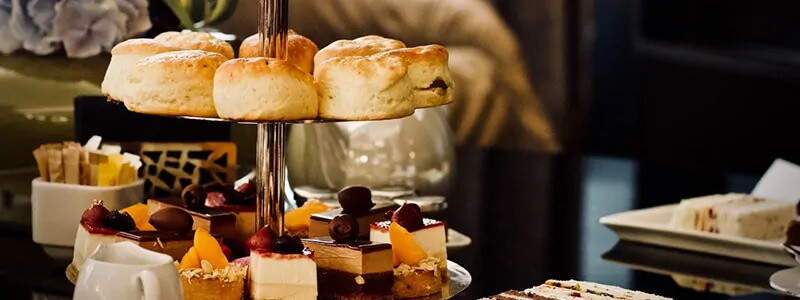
[2,0,800,299]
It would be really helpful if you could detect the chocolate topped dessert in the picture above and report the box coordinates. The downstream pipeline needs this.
[303,211,394,299]
[309,186,399,239]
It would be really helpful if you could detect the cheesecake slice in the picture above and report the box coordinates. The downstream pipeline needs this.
[669,193,796,239]
[370,218,447,273]
[303,237,394,299]
[72,200,136,272]
[248,227,317,300]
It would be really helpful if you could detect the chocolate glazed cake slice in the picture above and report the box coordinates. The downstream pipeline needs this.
[303,237,394,300]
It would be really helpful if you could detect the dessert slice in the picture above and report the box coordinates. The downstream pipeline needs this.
[669,193,796,239]
[178,228,247,300]
[116,207,198,260]
[303,214,394,299]
[371,203,448,276]
[72,200,137,272]
[389,221,443,298]
[147,198,237,239]
[480,280,671,300]
[285,199,331,237]
[248,226,317,300]
[309,186,398,239]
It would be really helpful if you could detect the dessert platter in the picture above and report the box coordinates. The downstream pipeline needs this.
[601,193,798,266]
[68,0,471,298]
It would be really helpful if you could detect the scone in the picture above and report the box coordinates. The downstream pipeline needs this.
[313,35,406,73]
[213,57,318,121]
[315,54,414,120]
[239,30,318,74]
[155,31,235,59]
[120,50,227,117]
[101,39,178,101]
[383,45,454,107]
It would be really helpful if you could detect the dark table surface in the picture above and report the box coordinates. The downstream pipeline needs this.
[0,153,796,299]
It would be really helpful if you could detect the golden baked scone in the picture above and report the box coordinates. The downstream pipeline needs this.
[102,39,179,101]
[315,54,414,120]
[313,35,406,76]
[383,45,454,107]
[239,29,318,74]
[213,57,318,120]
[119,50,227,117]
[155,31,235,59]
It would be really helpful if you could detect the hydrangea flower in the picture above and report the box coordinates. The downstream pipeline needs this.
[0,0,22,54]
[115,0,150,38]
[53,0,127,58]
[9,0,60,55]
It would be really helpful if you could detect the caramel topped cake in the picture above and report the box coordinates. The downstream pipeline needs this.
[309,186,398,239]
[303,236,394,299]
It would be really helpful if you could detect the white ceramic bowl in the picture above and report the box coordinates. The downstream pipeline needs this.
[31,178,144,247]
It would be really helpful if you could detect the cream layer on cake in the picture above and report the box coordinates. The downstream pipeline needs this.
[249,251,317,300]
[72,225,119,271]
[669,193,795,239]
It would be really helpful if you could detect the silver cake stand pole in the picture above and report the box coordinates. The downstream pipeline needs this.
[255,0,288,235]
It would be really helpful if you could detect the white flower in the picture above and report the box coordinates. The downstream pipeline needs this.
[115,0,150,38]
[0,0,22,54]
[53,0,126,58]
[9,0,61,55]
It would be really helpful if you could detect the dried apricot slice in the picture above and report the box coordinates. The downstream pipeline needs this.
[389,222,427,266]
[180,246,201,269]
[285,200,330,231]
[193,228,228,269]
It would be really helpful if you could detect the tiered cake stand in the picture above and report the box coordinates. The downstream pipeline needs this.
[92,0,471,297]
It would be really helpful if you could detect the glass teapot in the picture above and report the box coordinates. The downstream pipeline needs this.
[287,107,455,198]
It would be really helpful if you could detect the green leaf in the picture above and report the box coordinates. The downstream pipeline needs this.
[162,0,197,30]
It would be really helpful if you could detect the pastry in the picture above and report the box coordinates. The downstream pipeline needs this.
[200,182,258,243]
[313,35,406,72]
[481,280,671,300]
[314,35,454,119]
[72,200,137,272]
[315,53,414,120]
[101,39,178,102]
[119,50,227,117]
[239,29,318,74]
[303,213,393,299]
[154,31,235,59]
[178,228,247,300]
[285,199,331,237]
[116,207,197,260]
[247,226,317,299]
[213,57,318,121]
[370,206,447,275]
[383,45,454,107]
[309,186,399,239]
[669,193,796,239]
[147,198,237,240]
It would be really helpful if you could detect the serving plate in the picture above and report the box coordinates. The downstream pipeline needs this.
[600,204,795,266]
[68,260,472,298]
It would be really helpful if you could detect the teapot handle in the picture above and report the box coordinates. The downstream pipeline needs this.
[138,270,160,300]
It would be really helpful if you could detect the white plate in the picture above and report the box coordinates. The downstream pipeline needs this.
[770,267,800,296]
[600,204,796,266]
[446,260,472,299]
[447,228,472,249]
